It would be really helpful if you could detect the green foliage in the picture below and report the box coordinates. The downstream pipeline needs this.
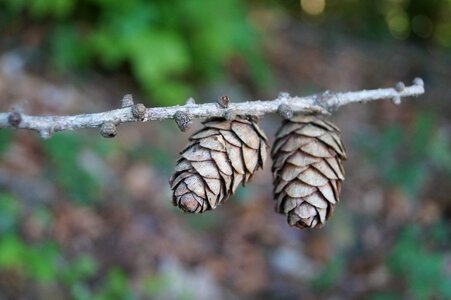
[42,133,100,203]
[386,224,451,299]
[0,0,272,105]
[0,233,59,282]
[355,112,451,195]
[0,194,58,282]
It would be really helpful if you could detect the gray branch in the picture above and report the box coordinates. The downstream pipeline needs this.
[0,78,425,138]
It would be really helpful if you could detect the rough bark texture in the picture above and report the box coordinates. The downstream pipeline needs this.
[271,114,346,229]
[170,117,268,213]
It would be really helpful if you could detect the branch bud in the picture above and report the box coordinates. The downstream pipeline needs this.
[100,122,117,138]
[391,96,402,105]
[277,104,293,120]
[132,103,146,120]
[413,77,424,87]
[121,94,134,108]
[278,92,290,99]
[174,111,192,132]
[394,82,405,92]
[39,129,52,139]
[8,110,22,127]
[217,95,230,108]
[185,97,196,106]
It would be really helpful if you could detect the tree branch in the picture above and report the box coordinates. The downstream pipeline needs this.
[0,78,425,138]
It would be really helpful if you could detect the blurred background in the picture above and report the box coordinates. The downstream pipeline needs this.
[0,0,451,299]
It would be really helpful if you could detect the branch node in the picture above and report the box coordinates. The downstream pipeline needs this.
[217,95,230,108]
[277,104,293,120]
[185,97,196,106]
[132,103,146,121]
[121,94,134,108]
[100,122,117,138]
[174,111,192,132]
[223,109,236,120]
[7,110,22,127]
[391,96,402,105]
[413,77,424,87]
[394,82,405,92]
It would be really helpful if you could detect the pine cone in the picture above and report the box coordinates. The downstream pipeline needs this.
[170,117,268,213]
[271,114,346,229]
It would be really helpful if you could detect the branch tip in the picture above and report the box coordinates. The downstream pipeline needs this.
[413,77,424,87]
[100,122,117,138]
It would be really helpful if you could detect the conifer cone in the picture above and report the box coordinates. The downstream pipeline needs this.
[170,117,268,213]
[271,114,346,229]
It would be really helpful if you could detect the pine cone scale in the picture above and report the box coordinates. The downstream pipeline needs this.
[226,146,245,174]
[211,151,233,175]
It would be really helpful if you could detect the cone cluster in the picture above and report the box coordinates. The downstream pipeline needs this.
[170,117,268,213]
[271,114,346,229]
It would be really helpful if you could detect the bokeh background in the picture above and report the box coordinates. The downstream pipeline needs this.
[1,0,451,299]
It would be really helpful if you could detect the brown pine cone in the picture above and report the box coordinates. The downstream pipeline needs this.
[170,117,268,213]
[271,114,346,229]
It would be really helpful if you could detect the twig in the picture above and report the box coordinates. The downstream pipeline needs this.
[0,79,425,138]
